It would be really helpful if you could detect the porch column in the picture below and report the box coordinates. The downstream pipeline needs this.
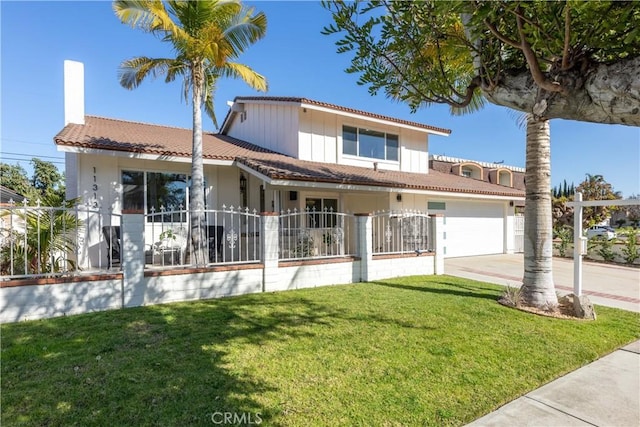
[356,213,373,282]
[261,212,280,292]
[430,214,445,275]
[121,210,146,307]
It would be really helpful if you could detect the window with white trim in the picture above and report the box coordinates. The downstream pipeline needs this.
[343,125,399,161]
[122,171,205,222]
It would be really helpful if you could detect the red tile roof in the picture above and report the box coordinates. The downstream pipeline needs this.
[55,116,522,198]
[224,96,452,135]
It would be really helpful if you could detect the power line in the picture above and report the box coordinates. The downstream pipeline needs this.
[1,152,64,160]
[1,157,65,165]
[0,138,52,146]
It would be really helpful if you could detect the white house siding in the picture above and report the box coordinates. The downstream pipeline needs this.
[65,152,80,200]
[398,129,429,174]
[441,200,509,258]
[298,108,338,163]
[342,193,389,214]
[74,154,239,213]
[226,102,299,158]
[226,101,431,175]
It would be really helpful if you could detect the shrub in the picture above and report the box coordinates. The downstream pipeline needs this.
[293,231,315,258]
[595,236,616,262]
[620,228,639,265]
[553,225,573,257]
[499,286,523,307]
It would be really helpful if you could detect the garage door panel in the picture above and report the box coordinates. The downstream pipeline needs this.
[444,201,504,258]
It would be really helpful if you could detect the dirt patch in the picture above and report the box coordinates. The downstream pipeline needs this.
[498,294,593,321]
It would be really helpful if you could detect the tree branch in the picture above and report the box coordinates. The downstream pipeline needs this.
[382,0,468,103]
[515,7,564,94]
[562,4,571,70]
[483,19,521,49]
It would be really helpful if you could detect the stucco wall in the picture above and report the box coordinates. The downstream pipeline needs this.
[272,260,361,292]
[0,277,122,323]
[125,268,264,307]
[368,255,435,281]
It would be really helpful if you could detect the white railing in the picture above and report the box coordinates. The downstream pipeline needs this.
[143,205,261,268]
[0,199,121,279]
[372,210,432,255]
[279,208,357,260]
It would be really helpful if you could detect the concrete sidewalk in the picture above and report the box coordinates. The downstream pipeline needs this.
[445,254,640,312]
[446,255,640,427]
[467,341,640,427]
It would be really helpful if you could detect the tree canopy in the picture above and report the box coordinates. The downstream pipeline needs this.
[0,160,66,203]
[323,0,640,125]
[576,173,622,227]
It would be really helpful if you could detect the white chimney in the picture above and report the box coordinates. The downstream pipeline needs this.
[64,60,85,125]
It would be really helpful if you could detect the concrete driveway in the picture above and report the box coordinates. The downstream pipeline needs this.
[445,254,640,312]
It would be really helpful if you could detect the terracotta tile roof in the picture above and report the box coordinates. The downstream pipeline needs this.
[226,96,452,135]
[54,116,523,198]
[236,157,524,198]
[54,116,278,160]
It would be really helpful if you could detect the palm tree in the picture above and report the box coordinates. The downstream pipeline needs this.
[114,0,267,264]
[0,195,82,276]
[521,117,557,307]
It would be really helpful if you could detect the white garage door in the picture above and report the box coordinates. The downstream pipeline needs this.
[443,201,505,258]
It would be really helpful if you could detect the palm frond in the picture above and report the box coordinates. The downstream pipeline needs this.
[203,71,220,128]
[114,0,187,40]
[220,62,267,92]
[221,7,267,58]
[118,57,184,89]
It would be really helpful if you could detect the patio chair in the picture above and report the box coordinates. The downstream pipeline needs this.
[207,225,225,262]
[150,226,188,266]
[102,226,121,268]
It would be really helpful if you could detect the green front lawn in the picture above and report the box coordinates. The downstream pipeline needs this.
[2,276,639,426]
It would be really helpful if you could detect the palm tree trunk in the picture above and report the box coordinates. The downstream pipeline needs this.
[190,63,207,265]
[522,116,558,308]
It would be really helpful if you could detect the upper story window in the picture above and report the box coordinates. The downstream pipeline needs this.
[343,126,399,161]
[498,170,513,186]
[456,163,483,180]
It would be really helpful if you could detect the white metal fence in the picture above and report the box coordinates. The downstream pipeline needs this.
[1,203,435,279]
[279,208,357,260]
[143,205,261,268]
[372,210,432,255]
[0,200,121,279]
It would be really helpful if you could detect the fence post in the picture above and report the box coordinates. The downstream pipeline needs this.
[121,211,145,307]
[356,213,373,282]
[261,212,279,292]
[430,214,445,275]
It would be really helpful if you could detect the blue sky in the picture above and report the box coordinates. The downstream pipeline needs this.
[2,1,639,197]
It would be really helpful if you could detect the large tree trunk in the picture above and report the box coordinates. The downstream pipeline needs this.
[483,56,640,126]
[190,64,207,265]
[522,117,558,308]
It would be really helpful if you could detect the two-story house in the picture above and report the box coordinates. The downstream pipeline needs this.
[54,61,524,259]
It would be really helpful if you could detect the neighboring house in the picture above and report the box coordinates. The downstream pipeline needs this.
[0,185,25,205]
[429,155,526,193]
[54,62,524,260]
[0,185,26,250]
